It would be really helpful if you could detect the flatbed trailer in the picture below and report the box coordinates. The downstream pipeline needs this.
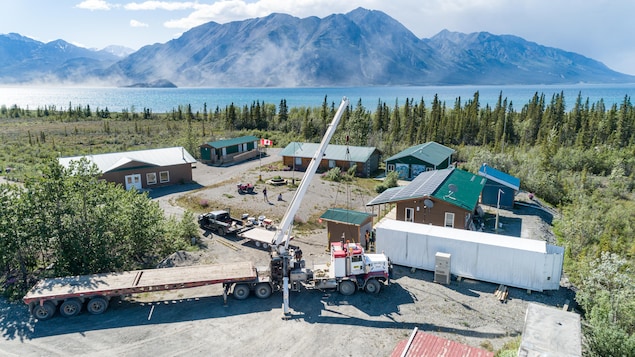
[23,261,258,320]
[239,226,277,248]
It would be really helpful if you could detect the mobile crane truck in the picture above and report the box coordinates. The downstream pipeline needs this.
[22,97,391,320]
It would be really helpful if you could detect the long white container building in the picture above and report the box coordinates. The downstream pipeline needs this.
[375,219,564,291]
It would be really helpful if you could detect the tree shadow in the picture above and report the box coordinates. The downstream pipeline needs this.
[146,182,204,199]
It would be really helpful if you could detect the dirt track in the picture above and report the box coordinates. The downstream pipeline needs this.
[0,151,575,356]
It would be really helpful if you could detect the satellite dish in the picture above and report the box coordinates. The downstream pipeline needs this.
[423,199,434,208]
[448,184,458,193]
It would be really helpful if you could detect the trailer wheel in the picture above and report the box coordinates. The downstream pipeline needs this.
[254,283,272,299]
[233,284,250,300]
[31,301,56,320]
[254,241,261,247]
[59,298,83,317]
[339,280,356,296]
[86,296,109,315]
[364,279,381,294]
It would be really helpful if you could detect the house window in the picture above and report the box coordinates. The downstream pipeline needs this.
[444,212,455,228]
[329,160,336,168]
[387,164,395,172]
[295,157,302,166]
[405,208,414,222]
[146,172,157,185]
[159,171,170,183]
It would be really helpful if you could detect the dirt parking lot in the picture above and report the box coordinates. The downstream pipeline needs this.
[0,152,575,356]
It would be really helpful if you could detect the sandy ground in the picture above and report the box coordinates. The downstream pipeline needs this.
[0,151,576,356]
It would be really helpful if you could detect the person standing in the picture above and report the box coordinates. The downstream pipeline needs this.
[365,230,370,250]
[263,187,268,202]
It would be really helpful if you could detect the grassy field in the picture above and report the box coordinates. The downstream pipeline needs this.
[0,116,200,180]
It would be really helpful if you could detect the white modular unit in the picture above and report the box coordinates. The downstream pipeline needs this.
[375,220,564,291]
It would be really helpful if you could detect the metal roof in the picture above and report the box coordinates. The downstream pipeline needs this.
[386,142,455,166]
[202,135,259,149]
[59,147,196,173]
[432,168,487,212]
[366,169,452,206]
[391,329,494,357]
[377,219,549,253]
[279,142,378,163]
[478,163,520,191]
[319,208,372,226]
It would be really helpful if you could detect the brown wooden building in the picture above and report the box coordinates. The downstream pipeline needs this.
[279,142,380,177]
[367,168,486,230]
[59,147,197,190]
[319,208,374,249]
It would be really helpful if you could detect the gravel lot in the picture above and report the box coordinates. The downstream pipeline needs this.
[0,151,576,356]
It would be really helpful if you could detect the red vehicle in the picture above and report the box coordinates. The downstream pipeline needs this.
[237,183,254,194]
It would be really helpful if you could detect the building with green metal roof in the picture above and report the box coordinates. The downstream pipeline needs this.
[385,142,455,179]
[319,208,374,248]
[279,142,380,177]
[199,135,259,165]
[367,168,486,230]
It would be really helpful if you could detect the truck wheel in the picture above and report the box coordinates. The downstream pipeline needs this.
[364,279,381,294]
[254,283,272,299]
[59,298,83,317]
[86,296,109,315]
[31,301,56,320]
[339,280,356,296]
[233,284,250,300]
[218,227,226,236]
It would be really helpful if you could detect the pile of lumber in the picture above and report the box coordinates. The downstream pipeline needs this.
[495,284,509,302]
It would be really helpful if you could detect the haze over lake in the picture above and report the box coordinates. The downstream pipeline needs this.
[1,84,634,113]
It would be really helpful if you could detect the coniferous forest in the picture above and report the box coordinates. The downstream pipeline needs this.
[1,90,634,355]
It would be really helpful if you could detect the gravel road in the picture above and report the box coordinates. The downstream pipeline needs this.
[0,151,576,356]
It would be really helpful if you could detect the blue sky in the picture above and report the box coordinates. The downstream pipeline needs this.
[2,0,634,75]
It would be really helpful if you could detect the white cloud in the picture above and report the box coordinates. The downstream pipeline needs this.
[75,0,113,11]
[162,0,346,29]
[124,1,199,11]
[130,19,150,27]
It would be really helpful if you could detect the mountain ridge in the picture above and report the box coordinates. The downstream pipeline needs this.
[1,7,633,86]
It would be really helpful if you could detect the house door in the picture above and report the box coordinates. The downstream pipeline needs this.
[405,207,415,222]
[125,174,142,190]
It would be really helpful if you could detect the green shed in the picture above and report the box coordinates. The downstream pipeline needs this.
[200,135,260,165]
[320,208,374,249]
[385,142,455,180]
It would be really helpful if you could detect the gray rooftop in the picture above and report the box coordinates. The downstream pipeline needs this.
[59,147,196,173]
[279,142,378,163]
[519,303,581,357]
[366,169,453,206]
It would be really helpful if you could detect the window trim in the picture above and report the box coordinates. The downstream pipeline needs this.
[159,170,170,183]
[405,207,415,222]
[387,163,395,172]
[444,212,455,228]
[146,172,157,185]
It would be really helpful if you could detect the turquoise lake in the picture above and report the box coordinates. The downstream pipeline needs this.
[1,83,634,113]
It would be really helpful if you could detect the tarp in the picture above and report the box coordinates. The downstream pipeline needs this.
[375,220,563,291]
